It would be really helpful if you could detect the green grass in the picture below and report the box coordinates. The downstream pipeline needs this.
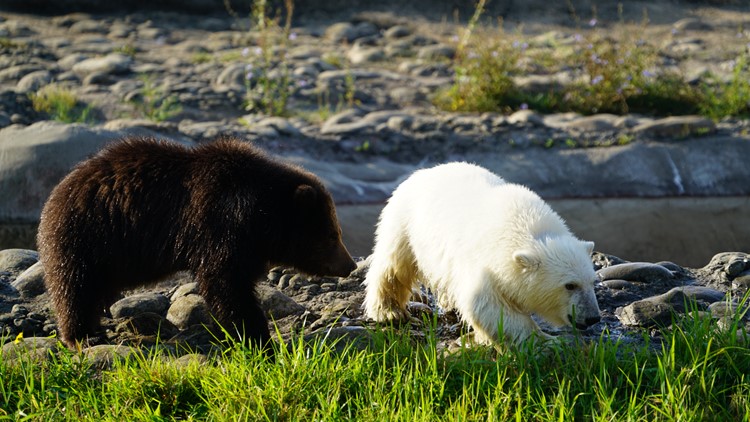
[129,74,182,122]
[435,4,750,120]
[2,308,749,421]
[29,85,94,124]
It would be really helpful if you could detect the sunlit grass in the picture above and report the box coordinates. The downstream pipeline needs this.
[1,305,748,421]
[29,85,94,124]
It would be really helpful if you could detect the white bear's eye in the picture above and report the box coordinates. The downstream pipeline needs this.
[564,283,578,291]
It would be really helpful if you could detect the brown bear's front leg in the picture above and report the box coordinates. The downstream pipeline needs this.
[195,269,272,355]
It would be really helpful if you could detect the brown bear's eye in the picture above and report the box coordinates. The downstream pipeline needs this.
[564,283,578,291]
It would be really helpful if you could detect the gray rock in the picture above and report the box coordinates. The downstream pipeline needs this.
[507,109,544,126]
[708,301,740,319]
[724,256,748,277]
[618,285,726,327]
[325,21,378,43]
[215,63,247,90]
[673,18,713,32]
[80,344,137,370]
[248,116,302,137]
[561,114,619,133]
[384,25,412,39]
[0,249,39,276]
[116,312,179,337]
[257,284,305,318]
[57,53,89,70]
[72,53,133,76]
[617,300,674,327]
[417,44,455,60]
[110,293,170,319]
[632,116,715,139]
[656,286,726,308]
[347,46,385,65]
[69,19,110,34]
[301,325,374,353]
[0,64,45,83]
[601,279,631,290]
[16,70,53,93]
[733,271,750,290]
[597,262,675,284]
[167,294,211,330]
[1,336,60,362]
[10,262,46,298]
[171,281,199,301]
[321,109,412,135]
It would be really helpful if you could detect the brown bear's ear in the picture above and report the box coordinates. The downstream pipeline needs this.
[294,184,318,205]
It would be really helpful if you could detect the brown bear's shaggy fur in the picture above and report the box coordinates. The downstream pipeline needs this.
[37,136,356,350]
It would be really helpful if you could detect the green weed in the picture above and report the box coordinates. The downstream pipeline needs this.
[239,0,296,117]
[29,85,94,124]
[129,74,182,122]
[435,3,750,120]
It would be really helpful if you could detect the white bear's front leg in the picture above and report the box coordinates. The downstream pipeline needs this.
[363,233,418,322]
[462,277,552,346]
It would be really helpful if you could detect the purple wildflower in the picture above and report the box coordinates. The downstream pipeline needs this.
[588,18,598,27]
[591,75,604,85]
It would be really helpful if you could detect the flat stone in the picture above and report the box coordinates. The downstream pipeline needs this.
[72,53,133,75]
[597,262,674,284]
[110,293,170,319]
[632,116,715,139]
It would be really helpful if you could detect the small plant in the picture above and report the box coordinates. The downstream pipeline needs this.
[129,74,182,122]
[435,2,748,120]
[700,53,750,120]
[29,84,93,123]
[241,0,296,117]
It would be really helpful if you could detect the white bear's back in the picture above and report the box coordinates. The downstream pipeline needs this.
[383,162,570,297]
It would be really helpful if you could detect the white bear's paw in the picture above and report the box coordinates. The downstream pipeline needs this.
[365,304,410,322]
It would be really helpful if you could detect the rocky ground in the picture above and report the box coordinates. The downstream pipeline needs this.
[1,2,750,362]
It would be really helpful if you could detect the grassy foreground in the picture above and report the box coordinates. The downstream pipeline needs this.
[1,313,749,421]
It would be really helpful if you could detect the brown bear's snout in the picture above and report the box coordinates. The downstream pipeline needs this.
[328,242,357,277]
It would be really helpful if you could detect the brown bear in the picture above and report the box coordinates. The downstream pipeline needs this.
[36,136,357,351]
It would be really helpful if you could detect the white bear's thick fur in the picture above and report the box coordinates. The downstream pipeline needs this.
[363,162,601,345]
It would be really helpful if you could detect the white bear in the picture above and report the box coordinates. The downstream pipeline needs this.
[363,162,600,346]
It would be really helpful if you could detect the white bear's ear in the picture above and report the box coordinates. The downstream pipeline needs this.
[582,241,595,255]
[513,250,540,270]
